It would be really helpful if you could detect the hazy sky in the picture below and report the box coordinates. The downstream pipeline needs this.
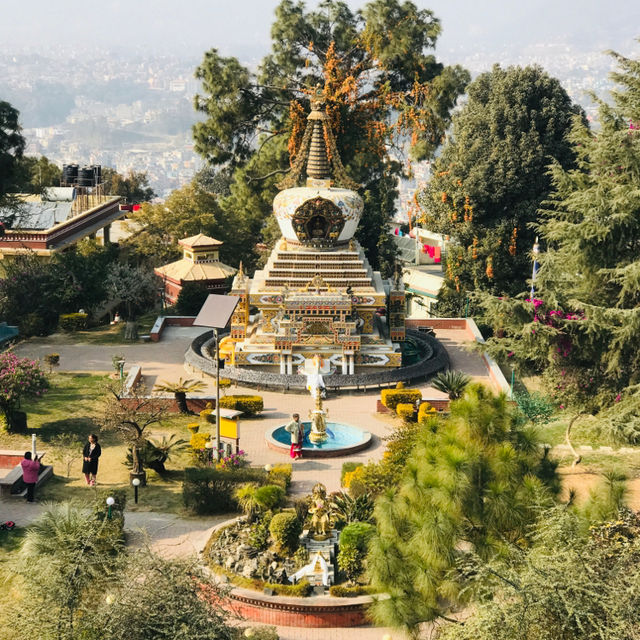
[0,0,638,62]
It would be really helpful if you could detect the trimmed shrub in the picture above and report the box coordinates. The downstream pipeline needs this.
[380,388,421,411]
[182,467,268,514]
[268,463,292,489]
[269,511,302,554]
[341,461,363,486]
[329,584,377,597]
[59,312,89,332]
[396,403,415,420]
[340,522,376,551]
[345,462,397,498]
[190,432,210,450]
[395,381,405,389]
[255,484,286,511]
[264,579,311,597]
[219,394,264,416]
[20,312,46,337]
[338,522,376,583]
[418,401,438,422]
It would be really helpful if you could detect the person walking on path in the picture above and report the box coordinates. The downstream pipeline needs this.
[82,434,102,486]
[20,452,42,503]
[285,413,304,460]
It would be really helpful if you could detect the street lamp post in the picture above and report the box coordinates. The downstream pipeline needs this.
[193,294,240,461]
[132,477,141,504]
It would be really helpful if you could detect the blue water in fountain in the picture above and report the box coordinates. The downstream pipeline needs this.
[272,421,365,450]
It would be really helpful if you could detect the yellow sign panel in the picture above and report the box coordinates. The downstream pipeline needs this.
[220,417,238,440]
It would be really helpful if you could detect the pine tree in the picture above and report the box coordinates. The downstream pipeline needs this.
[368,384,558,634]
[481,49,640,443]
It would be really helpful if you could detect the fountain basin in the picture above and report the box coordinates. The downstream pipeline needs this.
[266,422,372,458]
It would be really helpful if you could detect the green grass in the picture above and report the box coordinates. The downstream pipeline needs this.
[0,527,26,640]
[0,372,210,515]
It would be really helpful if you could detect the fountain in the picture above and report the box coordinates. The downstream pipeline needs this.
[302,356,329,445]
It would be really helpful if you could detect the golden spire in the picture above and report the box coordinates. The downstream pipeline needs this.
[277,87,360,191]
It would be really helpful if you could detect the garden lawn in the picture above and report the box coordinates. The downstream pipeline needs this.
[0,372,205,514]
[0,527,26,640]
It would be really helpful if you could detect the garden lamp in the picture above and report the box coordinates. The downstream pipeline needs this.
[106,496,115,519]
[132,477,141,504]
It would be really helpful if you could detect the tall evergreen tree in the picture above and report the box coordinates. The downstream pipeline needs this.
[480,49,640,443]
[368,384,558,635]
[192,0,468,273]
[418,65,581,315]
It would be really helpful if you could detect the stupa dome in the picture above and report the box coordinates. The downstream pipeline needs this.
[273,186,363,245]
[273,90,362,247]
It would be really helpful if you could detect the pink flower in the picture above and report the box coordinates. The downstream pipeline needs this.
[560,404,565,409]
[615,394,621,403]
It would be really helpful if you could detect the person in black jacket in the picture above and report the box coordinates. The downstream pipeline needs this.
[82,433,102,486]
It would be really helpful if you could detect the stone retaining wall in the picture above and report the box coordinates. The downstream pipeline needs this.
[150,315,196,342]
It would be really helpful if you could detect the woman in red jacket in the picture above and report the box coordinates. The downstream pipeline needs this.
[20,452,42,503]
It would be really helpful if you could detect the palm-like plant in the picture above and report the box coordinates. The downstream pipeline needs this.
[431,369,471,400]
[234,483,261,522]
[331,492,375,527]
[154,377,206,414]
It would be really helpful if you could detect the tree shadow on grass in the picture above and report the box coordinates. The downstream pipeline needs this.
[36,418,98,442]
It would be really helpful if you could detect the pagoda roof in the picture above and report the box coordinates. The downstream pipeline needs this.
[178,233,223,249]
[155,258,236,283]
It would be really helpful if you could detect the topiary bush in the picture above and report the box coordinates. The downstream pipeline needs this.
[254,484,286,511]
[182,467,268,514]
[396,403,415,420]
[380,388,421,411]
[418,401,438,422]
[219,394,264,416]
[268,463,292,489]
[269,511,302,555]
[341,461,363,486]
[59,312,89,332]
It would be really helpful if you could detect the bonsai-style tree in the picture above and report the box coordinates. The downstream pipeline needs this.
[0,352,48,432]
[100,383,167,480]
[154,377,206,414]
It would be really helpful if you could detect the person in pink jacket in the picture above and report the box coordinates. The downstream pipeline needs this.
[20,452,43,503]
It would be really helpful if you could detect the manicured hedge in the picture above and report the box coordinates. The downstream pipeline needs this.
[182,467,268,514]
[269,511,302,554]
[268,463,292,489]
[396,403,415,420]
[418,401,438,422]
[59,312,88,332]
[219,394,264,416]
[380,388,421,411]
[329,584,377,597]
[341,461,363,486]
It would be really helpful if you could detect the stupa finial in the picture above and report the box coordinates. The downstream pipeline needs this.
[277,86,360,191]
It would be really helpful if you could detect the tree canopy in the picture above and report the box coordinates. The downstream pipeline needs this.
[480,50,640,443]
[102,167,156,203]
[439,507,640,640]
[367,384,558,634]
[0,99,26,223]
[419,65,581,314]
[192,0,468,272]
